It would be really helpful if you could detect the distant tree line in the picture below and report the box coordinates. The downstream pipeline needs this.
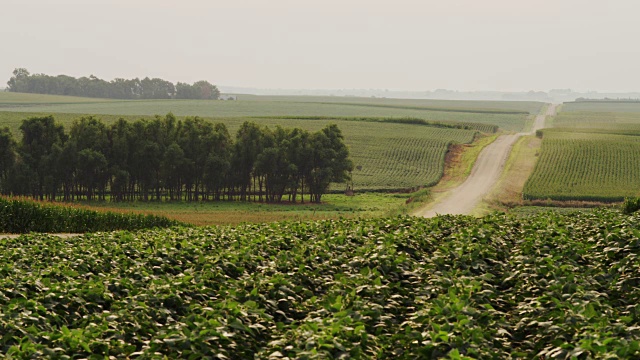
[6,68,220,100]
[0,115,352,203]
[573,97,640,103]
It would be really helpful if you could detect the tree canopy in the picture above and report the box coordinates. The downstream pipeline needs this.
[0,115,352,203]
[6,68,220,100]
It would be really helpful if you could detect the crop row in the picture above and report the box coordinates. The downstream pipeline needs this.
[314,101,530,115]
[551,111,640,131]
[348,136,453,190]
[256,116,499,133]
[2,209,640,358]
[524,131,640,202]
[0,94,535,133]
[0,197,184,233]
[325,122,475,191]
[561,101,640,114]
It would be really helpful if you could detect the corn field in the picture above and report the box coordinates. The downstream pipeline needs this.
[523,131,640,202]
[0,197,184,233]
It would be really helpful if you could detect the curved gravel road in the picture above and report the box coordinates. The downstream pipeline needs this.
[416,104,556,217]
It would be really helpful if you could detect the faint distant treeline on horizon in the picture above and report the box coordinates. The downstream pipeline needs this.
[5,68,220,100]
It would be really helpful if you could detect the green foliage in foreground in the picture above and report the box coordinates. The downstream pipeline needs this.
[622,197,640,214]
[2,210,640,358]
[0,198,184,233]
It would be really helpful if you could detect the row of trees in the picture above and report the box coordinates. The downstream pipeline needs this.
[6,68,220,100]
[0,115,352,203]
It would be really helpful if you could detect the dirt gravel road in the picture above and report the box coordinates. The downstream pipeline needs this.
[416,104,556,217]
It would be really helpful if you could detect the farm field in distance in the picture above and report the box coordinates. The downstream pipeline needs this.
[0,93,540,224]
[0,110,478,193]
[523,101,640,202]
[0,92,540,132]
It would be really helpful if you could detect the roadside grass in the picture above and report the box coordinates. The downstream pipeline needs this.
[440,134,499,188]
[481,135,542,212]
[431,133,498,191]
[69,193,408,226]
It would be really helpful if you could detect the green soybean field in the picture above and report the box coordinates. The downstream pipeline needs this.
[2,209,640,358]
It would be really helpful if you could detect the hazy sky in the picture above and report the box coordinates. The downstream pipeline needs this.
[2,0,639,92]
